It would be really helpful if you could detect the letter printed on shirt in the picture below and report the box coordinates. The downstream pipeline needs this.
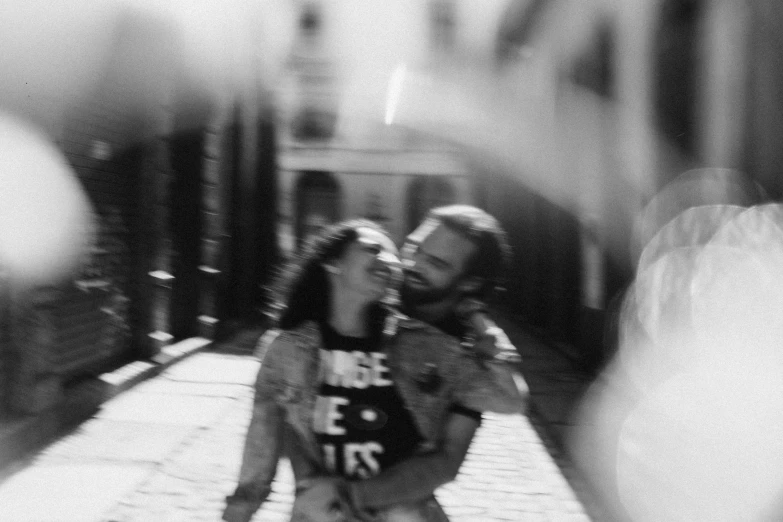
[352,351,371,389]
[335,351,358,388]
[370,353,393,386]
[318,349,333,383]
[313,395,349,435]
[322,443,337,472]
[344,441,384,478]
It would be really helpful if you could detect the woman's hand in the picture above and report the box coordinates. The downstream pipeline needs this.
[293,477,347,522]
[222,501,258,522]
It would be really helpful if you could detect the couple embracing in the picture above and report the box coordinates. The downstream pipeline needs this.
[224,205,527,522]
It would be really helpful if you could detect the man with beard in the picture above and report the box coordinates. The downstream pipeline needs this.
[400,206,518,350]
[294,205,526,521]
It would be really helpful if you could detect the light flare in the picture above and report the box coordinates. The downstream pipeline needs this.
[0,113,95,288]
[571,170,783,521]
[384,63,408,126]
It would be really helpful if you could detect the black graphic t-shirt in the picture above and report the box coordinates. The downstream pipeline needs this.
[313,322,423,479]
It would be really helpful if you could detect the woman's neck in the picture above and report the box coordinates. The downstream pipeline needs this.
[328,290,371,337]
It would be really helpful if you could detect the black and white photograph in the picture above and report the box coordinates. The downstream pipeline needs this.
[1,1,782,521]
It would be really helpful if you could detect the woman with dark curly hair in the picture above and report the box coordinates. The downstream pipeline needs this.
[269,219,399,348]
[224,218,521,522]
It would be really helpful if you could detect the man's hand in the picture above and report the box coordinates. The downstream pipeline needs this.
[472,326,516,359]
[456,299,520,363]
[292,477,346,522]
[471,325,522,365]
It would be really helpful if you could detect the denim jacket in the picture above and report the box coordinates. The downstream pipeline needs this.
[224,312,523,522]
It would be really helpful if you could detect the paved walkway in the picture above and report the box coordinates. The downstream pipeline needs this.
[0,324,601,522]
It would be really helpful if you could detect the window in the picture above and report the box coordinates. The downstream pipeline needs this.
[407,176,456,232]
[295,171,341,248]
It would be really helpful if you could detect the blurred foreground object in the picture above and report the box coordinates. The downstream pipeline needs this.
[571,169,783,521]
[0,113,94,288]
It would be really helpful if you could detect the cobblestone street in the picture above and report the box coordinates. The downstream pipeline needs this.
[0,347,595,521]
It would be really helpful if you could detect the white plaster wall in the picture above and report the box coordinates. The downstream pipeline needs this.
[335,171,414,244]
[330,169,473,245]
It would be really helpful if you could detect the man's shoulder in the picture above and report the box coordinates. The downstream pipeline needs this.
[393,313,464,354]
[396,313,447,335]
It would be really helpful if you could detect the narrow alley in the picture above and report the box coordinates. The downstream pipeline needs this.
[0,324,599,522]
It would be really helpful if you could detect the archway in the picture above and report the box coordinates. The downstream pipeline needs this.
[295,171,341,248]
[406,175,456,233]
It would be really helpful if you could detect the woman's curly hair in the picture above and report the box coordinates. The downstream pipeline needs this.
[266,219,396,342]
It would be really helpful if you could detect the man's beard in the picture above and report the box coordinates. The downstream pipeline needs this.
[400,272,458,307]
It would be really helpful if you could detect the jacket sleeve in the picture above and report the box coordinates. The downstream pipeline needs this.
[347,411,480,512]
[223,332,288,522]
[451,347,528,415]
